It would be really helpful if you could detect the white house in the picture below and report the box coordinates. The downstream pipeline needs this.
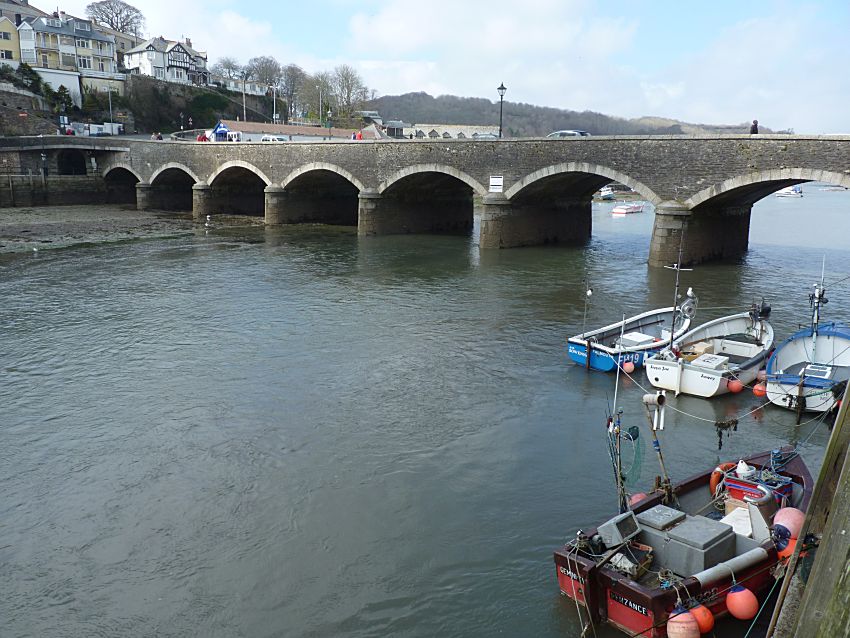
[124,36,208,85]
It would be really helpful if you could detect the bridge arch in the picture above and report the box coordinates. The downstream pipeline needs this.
[207,160,272,187]
[505,162,660,202]
[378,164,488,196]
[687,168,850,208]
[206,160,271,217]
[150,162,202,185]
[103,164,141,205]
[104,163,143,182]
[281,162,366,192]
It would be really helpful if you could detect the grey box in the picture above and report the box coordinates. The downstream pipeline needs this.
[664,515,736,576]
[636,505,686,531]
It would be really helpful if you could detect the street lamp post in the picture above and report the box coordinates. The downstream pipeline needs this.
[107,86,113,130]
[270,84,278,123]
[327,109,332,137]
[497,82,507,138]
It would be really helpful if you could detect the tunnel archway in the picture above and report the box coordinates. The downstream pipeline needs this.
[208,163,269,216]
[57,149,87,175]
[103,166,140,204]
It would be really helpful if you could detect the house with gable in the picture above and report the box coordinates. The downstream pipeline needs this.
[123,36,208,85]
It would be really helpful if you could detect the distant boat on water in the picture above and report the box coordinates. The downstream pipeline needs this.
[599,186,616,200]
[612,201,646,215]
[776,185,803,197]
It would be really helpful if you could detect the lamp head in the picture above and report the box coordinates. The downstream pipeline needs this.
[497,82,507,98]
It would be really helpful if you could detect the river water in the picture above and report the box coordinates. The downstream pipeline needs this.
[2,185,849,637]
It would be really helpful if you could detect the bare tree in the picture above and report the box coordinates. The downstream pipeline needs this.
[247,56,282,88]
[281,64,305,117]
[332,64,368,117]
[85,0,144,34]
[210,57,242,81]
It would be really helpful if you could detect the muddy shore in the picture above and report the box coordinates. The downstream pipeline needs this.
[0,205,262,254]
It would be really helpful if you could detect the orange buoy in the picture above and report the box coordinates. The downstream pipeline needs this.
[774,507,805,539]
[709,462,737,495]
[753,382,767,397]
[727,378,744,393]
[622,361,635,374]
[727,584,759,620]
[629,492,647,507]
[689,603,715,633]
[757,369,767,382]
[778,537,797,560]
[666,605,700,638]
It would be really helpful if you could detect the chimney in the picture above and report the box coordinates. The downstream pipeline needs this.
[15,13,22,25]
[185,38,191,48]
[59,11,66,20]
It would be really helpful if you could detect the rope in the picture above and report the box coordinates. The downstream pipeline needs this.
[743,574,783,638]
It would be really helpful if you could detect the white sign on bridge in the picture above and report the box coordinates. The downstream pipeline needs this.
[489,175,504,193]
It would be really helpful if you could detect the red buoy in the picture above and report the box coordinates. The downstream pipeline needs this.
[727,378,744,393]
[689,602,715,633]
[753,382,767,397]
[778,537,797,560]
[727,584,759,620]
[629,492,647,507]
[622,361,635,374]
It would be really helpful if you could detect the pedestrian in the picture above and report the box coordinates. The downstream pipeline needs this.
[351,131,356,140]
[356,130,363,140]
[156,132,163,140]
[749,119,758,134]
[150,132,157,140]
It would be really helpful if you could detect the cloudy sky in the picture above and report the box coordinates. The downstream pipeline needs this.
[60,0,849,133]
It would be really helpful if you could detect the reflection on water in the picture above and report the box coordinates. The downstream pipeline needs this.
[1,186,849,637]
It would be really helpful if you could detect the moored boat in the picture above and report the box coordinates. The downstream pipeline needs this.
[765,280,850,414]
[553,394,813,638]
[599,186,616,200]
[567,292,697,372]
[612,201,646,215]
[644,302,774,397]
[775,185,803,197]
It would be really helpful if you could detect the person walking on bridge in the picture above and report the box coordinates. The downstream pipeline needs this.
[750,119,759,134]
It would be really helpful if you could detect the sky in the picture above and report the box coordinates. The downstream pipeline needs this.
[56,0,850,133]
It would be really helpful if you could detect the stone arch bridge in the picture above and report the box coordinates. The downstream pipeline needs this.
[4,135,850,265]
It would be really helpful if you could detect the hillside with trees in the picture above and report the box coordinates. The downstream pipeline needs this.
[366,92,773,136]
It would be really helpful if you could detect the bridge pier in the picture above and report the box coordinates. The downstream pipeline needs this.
[264,186,287,224]
[192,183,213,222]
[649,201,752,267]
[358,189,472,236]
[478,194,591,248]
[135,183,152,210]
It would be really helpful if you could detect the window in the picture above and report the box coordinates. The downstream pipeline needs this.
[75,21,90,31]
[41,54,48,66]
[147,51,154,60]
[154,67,164,78]
[77,55,91,69]
[98,60,106,71]
[61,53,75,66]
[76,39,90,48]
[0,50,13,59]
[46,18,61,27]
[0,32,11,40]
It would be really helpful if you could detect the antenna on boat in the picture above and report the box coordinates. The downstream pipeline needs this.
[663,230,693,352]
[642,391,677,505]
[810,257,828,364]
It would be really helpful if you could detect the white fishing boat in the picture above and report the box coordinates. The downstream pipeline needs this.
[612,201,646,215]
[765,279,850,415]
[644,302,774,398]
[775,185,803,197]
[599,185,616,200]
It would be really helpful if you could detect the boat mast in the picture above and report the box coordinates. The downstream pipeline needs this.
[811,258,827,364]
[664,230,691,352]
[611,315,628,513]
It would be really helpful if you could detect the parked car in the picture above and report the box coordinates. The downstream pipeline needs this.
[261,134,287,142]
[547,130,590,137]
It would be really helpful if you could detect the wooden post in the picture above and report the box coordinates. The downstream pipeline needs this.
[767,384,850,636]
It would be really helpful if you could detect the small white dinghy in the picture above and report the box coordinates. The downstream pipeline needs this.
[644,302,774,397]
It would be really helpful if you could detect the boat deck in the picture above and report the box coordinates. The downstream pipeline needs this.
[780,362,850,380]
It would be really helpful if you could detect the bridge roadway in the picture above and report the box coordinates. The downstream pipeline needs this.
[3,134,850,265]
